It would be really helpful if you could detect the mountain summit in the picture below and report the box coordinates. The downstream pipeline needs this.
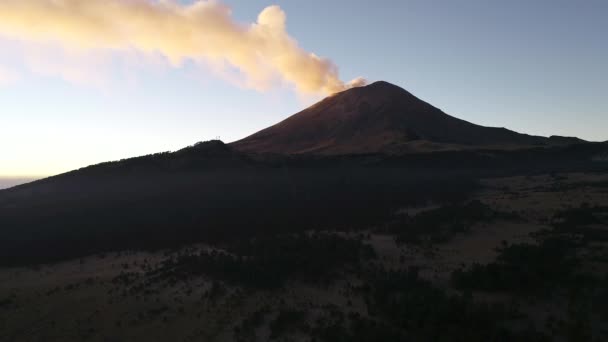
[232,81,572,155]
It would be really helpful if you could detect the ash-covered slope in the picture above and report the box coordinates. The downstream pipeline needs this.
[232,81,579,154]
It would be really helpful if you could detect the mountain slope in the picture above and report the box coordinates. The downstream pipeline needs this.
[1,141,606,266]
[231,81,579,155]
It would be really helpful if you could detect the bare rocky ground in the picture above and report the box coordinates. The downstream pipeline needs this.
[1,172,608,342]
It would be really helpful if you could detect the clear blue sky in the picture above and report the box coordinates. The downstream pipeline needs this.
[1,0,606,178]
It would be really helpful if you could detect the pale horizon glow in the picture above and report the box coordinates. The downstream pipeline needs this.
[0,177,41,190]
[1,0,607,179]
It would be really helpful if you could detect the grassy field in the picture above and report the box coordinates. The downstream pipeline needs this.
[1,171,608,341]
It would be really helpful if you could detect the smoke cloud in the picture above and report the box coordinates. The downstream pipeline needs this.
[0,65,19,86]
[0,0,366,94]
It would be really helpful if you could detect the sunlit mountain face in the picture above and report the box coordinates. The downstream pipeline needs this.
[231,81,585,155]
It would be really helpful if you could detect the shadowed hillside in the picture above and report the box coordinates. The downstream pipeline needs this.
[0,141,475,266]
[1,139,606,266]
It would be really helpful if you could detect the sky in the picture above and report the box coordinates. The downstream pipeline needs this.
[0,0,607,181]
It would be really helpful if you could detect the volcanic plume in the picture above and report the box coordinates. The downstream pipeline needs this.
[0,0,364,94]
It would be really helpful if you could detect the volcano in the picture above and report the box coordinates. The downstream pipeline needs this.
[232,81,582,154]
[0,80,604,268]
